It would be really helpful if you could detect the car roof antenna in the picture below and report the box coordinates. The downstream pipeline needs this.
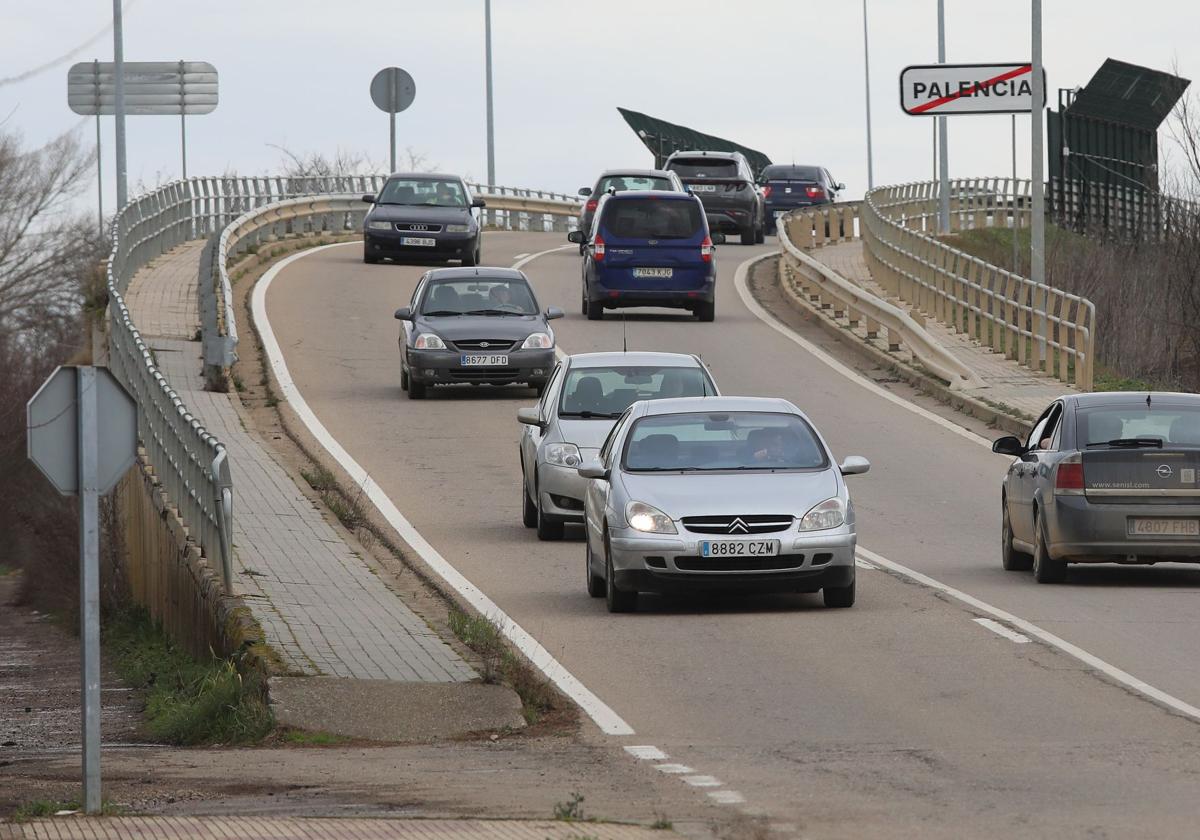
[621,312,628,353]
[1146,393,1153,408]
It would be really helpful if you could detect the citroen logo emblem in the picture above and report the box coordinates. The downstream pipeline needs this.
[1157,464,1174,479]
[479,341,490,348]
[728,517,750,534]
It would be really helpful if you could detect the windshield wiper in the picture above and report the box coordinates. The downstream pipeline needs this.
[421,310,463,317]
[559,411,620,419]
[1087,438,1164,448]
[463,309,524,316]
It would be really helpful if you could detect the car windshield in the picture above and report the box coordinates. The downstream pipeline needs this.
[623,411,828,472]
[600,199,703,239]
[764,166,821,182]
[419,279,537,315]
[668,158,739,179]
[1078,404,1200,447]
[378,178,467,207]
[597,175,673,193]
[559,366,711,418]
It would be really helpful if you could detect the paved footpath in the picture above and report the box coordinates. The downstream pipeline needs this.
[805,240,1074,418]
[125,244,474,682]
[0,818,667,839]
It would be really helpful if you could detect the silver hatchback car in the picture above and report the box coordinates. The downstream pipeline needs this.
[518,352,718,540]
[993,392,1200,583]
[577,396,870,612]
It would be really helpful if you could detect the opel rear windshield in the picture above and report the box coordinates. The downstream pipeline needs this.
[668,158,739,179]
[600,199,703,239]
[1078,403,1200,447]
[622,412,829,472]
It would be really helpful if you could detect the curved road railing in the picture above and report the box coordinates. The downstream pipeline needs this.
[107,175,581,592]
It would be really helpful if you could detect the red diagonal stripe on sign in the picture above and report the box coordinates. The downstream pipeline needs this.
[912,64,1033,114]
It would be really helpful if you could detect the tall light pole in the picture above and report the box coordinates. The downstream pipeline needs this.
[1031,0,1047,366]
[113,0,127,211]
[861,0,874,190]
[936,0,950,233]
[484,0,496,187]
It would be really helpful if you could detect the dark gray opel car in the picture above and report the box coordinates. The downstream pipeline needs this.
[993,392,1200,582]
[394,267,563,399]
[363,173,485,265]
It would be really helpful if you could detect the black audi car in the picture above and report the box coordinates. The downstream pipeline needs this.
[363,173,485,265]
[393,267,564,399]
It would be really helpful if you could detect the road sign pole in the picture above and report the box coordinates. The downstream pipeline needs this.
[369,67,416,173]
[484,0,496,186]
[861,0,874,190]
[1031,0,1047,367]
[77,366,102,814]
[937,0,950,233]
[389,69,397,173]
[93,61,104,235]
[179,60,188,181]
[112,0,127,211]
[1012,113,1020,272]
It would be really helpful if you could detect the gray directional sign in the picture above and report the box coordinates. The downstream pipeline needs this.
[27,366,137,495]
[370,67,416,114]
[67,60,218,115]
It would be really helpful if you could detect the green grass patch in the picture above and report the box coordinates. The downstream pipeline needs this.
[448,607,555,726]
[10,799,120,822]
[106,607,273,745]
[1092,367,1158,392]
[282,728,350,746]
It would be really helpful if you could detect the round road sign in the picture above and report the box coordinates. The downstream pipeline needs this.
[369,67,416,114]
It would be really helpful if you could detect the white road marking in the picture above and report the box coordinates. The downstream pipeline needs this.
[973,617,1031,644]
[512,244,573,271]
[654,763,695,774]
[252,243,635,737]
[708,790,747,805]
[624,745,667,760]
[513,252,530,260]
[858,546,1200,722]
[854,558,877,570]
[732,253,993,450]
[683,775,723,787]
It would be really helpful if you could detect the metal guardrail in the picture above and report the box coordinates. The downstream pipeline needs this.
[778,205,984,390]
[862,178,1095,390]
[106,174,580,594]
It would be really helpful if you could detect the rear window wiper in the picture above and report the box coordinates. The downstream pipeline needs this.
[559,411,620,419]
[1087,438,1164,448]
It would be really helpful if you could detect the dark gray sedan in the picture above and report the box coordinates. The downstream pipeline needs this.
[993,392,1200,582]
[363,173,485,265]
[394,267,563,399]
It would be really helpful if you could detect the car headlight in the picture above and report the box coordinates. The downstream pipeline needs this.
[367,220,392,231]
[445,223,470,233]
[414,333,446,350]
[799,498,845,531]
[544,443,582,468]
[626,501,677,534]
[521,332,554,350]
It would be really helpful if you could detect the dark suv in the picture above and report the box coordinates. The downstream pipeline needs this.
[664,150,764,245]
[759,164,844,233]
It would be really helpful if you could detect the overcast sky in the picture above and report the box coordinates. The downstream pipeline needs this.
[4,0,1197,211]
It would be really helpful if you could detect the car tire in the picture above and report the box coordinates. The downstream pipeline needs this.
[1032,511,1067,583]
[1001,499,1033,571]
[400,365,409,392]
[536,490,564,541]
[364,249,380,264]
[586,299,604,321]
[740,224,756,246]
[462,244,479,267]
[754,223,765,244]
[695,301,715,322]
[604,531,637,613]
[823,577,855,608]
[407,379,426,400]
[585,537,604,598]
[521,471,537,529]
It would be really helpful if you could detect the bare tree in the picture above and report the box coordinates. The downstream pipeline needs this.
[267,143,440,179]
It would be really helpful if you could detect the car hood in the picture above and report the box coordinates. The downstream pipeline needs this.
[368,205,474,224]
[414,314,546,341]
[554,417,618,450]
[621,469,839,518]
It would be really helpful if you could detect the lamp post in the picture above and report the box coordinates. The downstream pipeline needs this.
[484,0,496,187]
[862,0,874,189]
[936,0,950,233]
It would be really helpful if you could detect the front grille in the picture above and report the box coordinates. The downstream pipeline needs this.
[394,223,443,233]
[673,554,805,572]
[453,339,518,351]
[448,368,520,382]
[681,514,794,535]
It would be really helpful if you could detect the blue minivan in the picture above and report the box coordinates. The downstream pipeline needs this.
[567,191,718,322]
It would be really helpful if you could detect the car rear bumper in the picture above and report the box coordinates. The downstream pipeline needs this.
[588,273,715,310]
[365,230,477,259]
[702,207,756,232]
[407,347,555,386]
[1047,496,1200,562]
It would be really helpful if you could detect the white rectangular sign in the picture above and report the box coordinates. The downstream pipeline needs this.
[900,63,1042,116]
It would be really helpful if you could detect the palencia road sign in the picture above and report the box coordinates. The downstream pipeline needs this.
[900,62,1044,116]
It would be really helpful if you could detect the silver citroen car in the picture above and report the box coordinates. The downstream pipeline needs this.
[993,392,1200,583]
[518,352,718,540]
[576,396,870,612]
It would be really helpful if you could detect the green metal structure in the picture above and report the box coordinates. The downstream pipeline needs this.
[618,107,772,177]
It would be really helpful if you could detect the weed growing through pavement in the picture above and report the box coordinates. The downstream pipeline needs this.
[232,373,245,393]
[300,464,369,531]
[651,814,674,830]
[553,791,587,822]
[282,729,350,746]
[447,607,556,725]
[10,799,120,822]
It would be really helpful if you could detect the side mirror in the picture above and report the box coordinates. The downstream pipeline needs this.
[545,306,564,321]
[393,307,413,321]
[472,197,487,208]
[567,230,585,244]
[517,407,542,427]
[577,458,609,480]
[836,182,847,191]
[578,186,592,196]
[839,456,871,476]
[711,232,726,245]
[991,435,1026,457]
[362,194,376,204]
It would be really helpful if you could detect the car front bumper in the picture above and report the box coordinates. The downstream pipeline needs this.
[1046,496,1200,562]
[364,228,478,259]
[407,347,556,386]
[536,458,597,523]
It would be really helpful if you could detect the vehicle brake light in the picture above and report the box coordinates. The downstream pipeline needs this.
[1055,456,1084,495]
[594,234,605,261]
[762,185,773,199]
[585,199,598,212]
[806,185,825,198]
[700,235,713,263]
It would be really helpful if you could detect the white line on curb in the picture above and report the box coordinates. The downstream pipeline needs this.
[624,745,667,760]
[973,617,1031,644]
[683,775,722,788]
[708,790,747,805]
[513,252,530,259]
[252,243,635,736]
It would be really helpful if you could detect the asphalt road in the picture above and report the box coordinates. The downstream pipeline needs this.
[262,231,1200,838]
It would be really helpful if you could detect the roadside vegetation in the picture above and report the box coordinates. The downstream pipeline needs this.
[447,607,556,725]
[10,799,121,822]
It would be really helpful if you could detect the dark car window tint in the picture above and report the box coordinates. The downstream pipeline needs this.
[420,279,537,315]
[560,366,710,418]
[1078,404,1200,446]
[623,412,828,472]
[668,159,739,179]
[378,178,466,207]
[763,165,822,182]
[597,176,673,193]
[600,199,703,239]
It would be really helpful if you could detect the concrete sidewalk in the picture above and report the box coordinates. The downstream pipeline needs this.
[0,818,669,839]
[124,244,475,684]
[804,240,1074,420]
